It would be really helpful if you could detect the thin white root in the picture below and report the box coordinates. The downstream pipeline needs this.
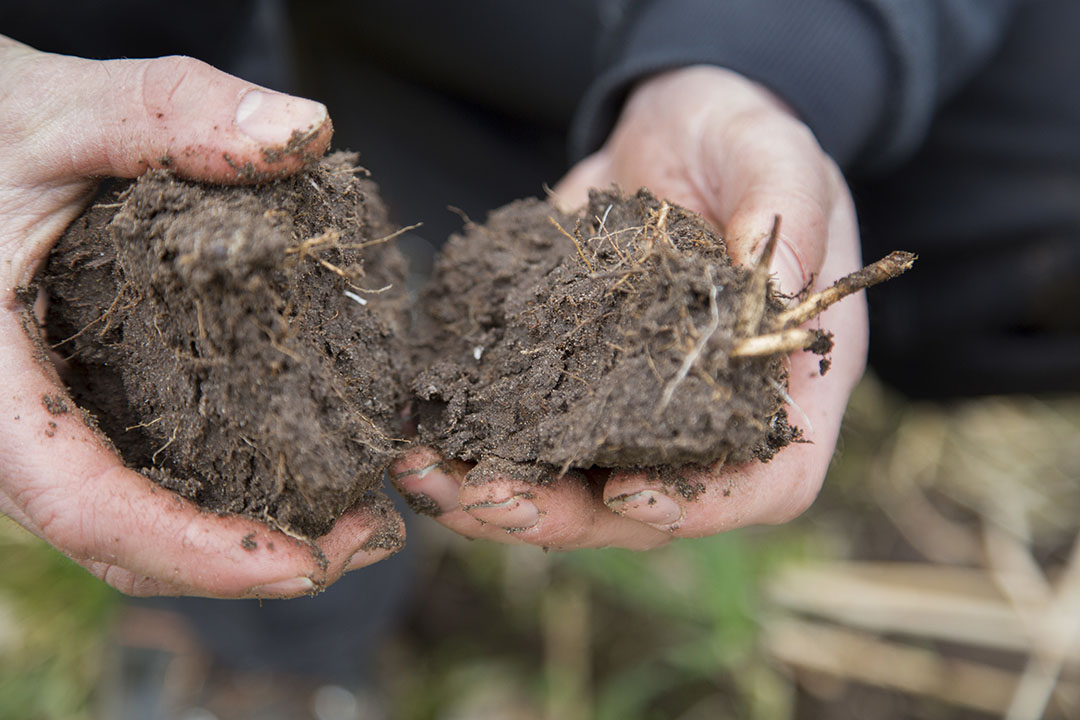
[343,290,368,306]
[769,377,813,433]
[657,271,720,414]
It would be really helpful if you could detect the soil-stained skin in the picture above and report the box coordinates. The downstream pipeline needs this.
[43,153,409,538]
[411,188,808,485]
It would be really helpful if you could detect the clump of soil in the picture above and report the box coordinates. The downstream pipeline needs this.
[412,189,912,481]
[44,152,409,538]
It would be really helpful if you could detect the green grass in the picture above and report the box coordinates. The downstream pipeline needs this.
[0,519,119,720]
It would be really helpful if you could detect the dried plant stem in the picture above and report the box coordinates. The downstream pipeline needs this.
[735,215,780,338]
[774,251,916,329]
[732,328,822,358]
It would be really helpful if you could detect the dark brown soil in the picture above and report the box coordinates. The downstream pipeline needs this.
[411,189,812,481]
[43,152,409,538]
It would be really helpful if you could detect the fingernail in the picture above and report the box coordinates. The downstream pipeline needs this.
[344,547,394,573]
[236,89,327,146]
[464,495,539,531]
[607,490,683,527]
[247,576,315,598]
[393,463,459,514]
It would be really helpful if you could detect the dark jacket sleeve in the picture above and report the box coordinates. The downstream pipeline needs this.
[571,0,1019,172]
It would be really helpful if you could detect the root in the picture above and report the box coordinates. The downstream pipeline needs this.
[286,228,340,257]
[769,378,813,433]
[735,215,781,338]
[125,416,164,432]
[657,268,721,414]
[732,328,831,359]
[348,222,423,251]
[151,425,179,465]
[774,251,916,330]
[549,216,594,273]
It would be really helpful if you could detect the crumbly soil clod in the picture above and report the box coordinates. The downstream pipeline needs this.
[412,189,805,475]
[43,152,409,538]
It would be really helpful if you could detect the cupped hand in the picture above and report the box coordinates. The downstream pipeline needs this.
[394,66,866,550]
[0,36,403,598]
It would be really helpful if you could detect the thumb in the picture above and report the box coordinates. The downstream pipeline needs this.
[7,38,331,184]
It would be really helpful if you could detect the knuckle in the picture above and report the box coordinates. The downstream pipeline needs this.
[139,54,209,118]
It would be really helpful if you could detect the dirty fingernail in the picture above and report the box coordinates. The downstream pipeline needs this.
[464,495,539,531]
[607,490,683,527]
[392,463,459,514]
[236,89,327,146]
[247,576,315,598]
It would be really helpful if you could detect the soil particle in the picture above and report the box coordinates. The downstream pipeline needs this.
[42,393,69,415]
[411,188,807,481]
[241,533,257,551]
[358,492,405,551]
[43,152,409,538]
[400,491,443,517]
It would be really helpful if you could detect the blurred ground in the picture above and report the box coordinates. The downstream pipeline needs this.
[3,374,1079,719]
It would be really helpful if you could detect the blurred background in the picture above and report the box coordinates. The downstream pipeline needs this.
[3,2,1079,718]
[4,373,1080,720]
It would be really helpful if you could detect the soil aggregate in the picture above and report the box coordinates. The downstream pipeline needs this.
[43,152,409,538]
[411,189,813,481]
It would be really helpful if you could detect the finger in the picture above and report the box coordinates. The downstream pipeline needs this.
[699,110,836,294]
[10,41,332,185]
[389,446,503,540]
[74,495,404,598]
[454,458,670,550]
[0,308,375,599]
[315,492,406,578]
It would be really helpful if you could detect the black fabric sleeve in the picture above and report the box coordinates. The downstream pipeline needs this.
[570,0,1020,173]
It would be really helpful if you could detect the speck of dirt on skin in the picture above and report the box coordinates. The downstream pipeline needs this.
[262,128,320,164]
[401,491,442,517]
[361,527,404,552]
[42,393,69,415]
[158,155,173,167]
[241,533,257,551]
[45,421,57,438]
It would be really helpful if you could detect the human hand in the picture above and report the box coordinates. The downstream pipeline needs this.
[393,66,865,550]
[0,36,403,597]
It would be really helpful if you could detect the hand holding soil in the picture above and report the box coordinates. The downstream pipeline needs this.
[0,37,401,599]
[393,66,872,549]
